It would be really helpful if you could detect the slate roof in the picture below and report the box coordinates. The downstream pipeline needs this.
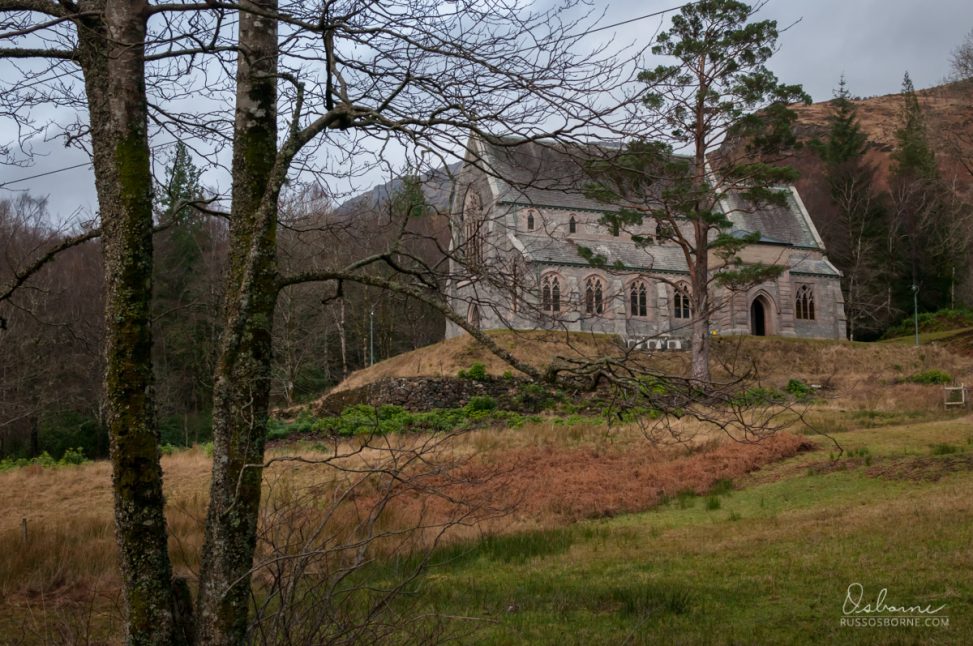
[722,190,819,249]
[477,135,824,251]
[789,256,840,277]
[478,136,621,212]
[518,234,690,274]
[518,234,840,278]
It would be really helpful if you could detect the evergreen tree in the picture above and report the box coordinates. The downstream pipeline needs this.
[811,77,891,339]
[813,76,868,167]
[891,73,938,180]
[153,143,219,443]
[888,72,959,314]
[588,0,809,381]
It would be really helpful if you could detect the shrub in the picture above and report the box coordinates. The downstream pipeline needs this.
[515,383,557,413]
[59,447,87,465]
[465,396,498,412]
[882,308,973,339]
[457,362,488,381]
[0,448,88,472]
[785,379,814,400]
[905,369,952,385]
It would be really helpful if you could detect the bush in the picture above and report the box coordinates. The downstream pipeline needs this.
[882,308,973,339]
[0,448,88,472]
[785,379,814,399]
[515,383,557,413]
[457,362,489,381]
[905,369,952,385]
[465,395,497,412]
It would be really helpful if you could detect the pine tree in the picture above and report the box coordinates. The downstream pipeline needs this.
[153,143,217,441]
[813,76,868,167]
[891,73,938,180]
[888,72,960,314]
[588,0,809,381]
[811,77,890,339]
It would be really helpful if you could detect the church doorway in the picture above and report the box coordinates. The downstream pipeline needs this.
[750,296,773,336]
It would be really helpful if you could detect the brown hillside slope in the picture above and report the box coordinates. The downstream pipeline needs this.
[787,80,973,198]
[309,330,973,415]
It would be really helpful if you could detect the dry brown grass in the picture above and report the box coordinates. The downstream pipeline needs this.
[316,331,971,418]
[329,329,685,393]
[0,420,805,640]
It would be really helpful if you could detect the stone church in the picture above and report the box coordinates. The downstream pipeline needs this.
[444,135,847,346]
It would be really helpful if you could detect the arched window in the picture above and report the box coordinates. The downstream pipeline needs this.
[673,284,692,319]
[569,215,577,234]
[526,210,535,231]
[585,276,604,315]
[796,285,815,320]
[630,280,648,317]
[467,303,481,329]
[542,275,560,313]
[464,191,483,267]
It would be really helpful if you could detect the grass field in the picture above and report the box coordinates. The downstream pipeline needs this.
[1,334,972,644]
[400,418,973,644]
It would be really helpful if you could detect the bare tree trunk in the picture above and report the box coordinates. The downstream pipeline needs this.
[196,1,279,642]
[74,3,180,643]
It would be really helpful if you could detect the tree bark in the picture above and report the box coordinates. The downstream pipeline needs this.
[77,1,178,642]
[196,1,279,642]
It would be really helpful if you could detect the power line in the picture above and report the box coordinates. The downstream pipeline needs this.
[571,3,691,38]
[0,162,91,189]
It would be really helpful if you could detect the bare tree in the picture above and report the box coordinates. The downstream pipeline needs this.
[951,28,973,81]
[3,0,638,642]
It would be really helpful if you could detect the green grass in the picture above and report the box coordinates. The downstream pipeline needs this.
[366,417,973,644]
[880,325,973,345]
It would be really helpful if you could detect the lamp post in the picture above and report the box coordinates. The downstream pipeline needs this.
[369,305,375,366]
[912,283,919,347]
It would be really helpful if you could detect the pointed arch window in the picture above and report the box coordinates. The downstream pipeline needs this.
[467,303,481,329]
[630,280,648,317]
[673,284,692,320]
[542,274,560,313]
[464,191,483,267]
[585,276,604,315]
[569,215,577,234]
[526,210,535,231]
[796,285,815,320]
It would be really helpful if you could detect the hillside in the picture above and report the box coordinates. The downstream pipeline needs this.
[787,80,973,199]
[309,331,973,416]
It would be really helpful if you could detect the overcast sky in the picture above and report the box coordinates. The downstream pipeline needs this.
[1,0,971,223]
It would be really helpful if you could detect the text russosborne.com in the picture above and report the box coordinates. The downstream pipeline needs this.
[840,617,950,628]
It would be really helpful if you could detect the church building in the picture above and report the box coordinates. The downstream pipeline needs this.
[445,135,847,347]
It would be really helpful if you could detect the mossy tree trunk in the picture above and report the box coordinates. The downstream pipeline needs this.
[76,1,179,643]
[195,1,280,642]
